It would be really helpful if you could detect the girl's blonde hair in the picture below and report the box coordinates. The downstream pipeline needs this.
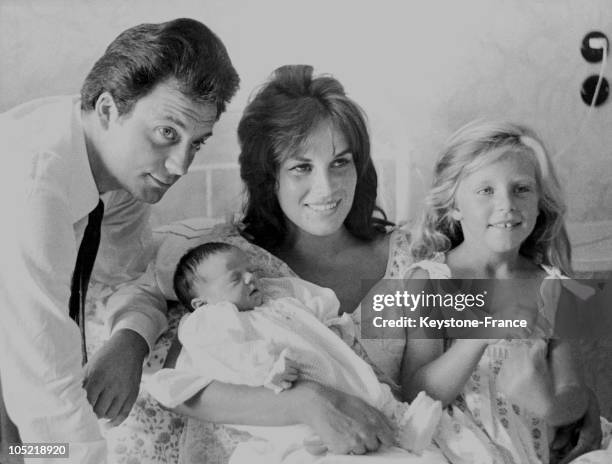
[410,120,572,275]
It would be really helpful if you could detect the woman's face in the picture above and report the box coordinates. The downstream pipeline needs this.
[276,121,357,238]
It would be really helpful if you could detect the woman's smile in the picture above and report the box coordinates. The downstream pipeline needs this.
[305,199,341,212]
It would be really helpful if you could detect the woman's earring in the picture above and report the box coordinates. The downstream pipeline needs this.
[451,209,463,221]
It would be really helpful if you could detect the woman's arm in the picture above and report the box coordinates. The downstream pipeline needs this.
[178,381,395,454]
[166,336,298,425]
[164,337,396,455]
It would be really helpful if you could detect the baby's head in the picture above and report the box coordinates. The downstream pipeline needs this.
[173,242,263,311]
[412,120,570,273]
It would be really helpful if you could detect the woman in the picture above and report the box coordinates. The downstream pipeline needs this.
[164,65,412,459]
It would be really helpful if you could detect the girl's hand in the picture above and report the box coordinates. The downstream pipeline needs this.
[300,382,396,455]
[496,340,552,416]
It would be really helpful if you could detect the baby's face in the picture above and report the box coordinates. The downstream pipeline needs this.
[193,248,263,311]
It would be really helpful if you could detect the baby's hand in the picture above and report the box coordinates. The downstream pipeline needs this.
[264,349,300,393]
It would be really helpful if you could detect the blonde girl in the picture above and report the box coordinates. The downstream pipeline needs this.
[402,120,610,464]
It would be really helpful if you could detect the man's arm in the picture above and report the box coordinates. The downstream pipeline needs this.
[98,190,168,351]
[84,269,167,425]
[85,191,168,425]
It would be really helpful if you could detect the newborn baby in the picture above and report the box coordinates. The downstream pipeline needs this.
[148,242,443,463]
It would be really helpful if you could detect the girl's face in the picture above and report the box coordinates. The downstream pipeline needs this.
[276,121,357,238]
[452,150,540,255]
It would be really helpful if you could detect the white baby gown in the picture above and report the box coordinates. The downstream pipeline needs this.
[147,277,445,464]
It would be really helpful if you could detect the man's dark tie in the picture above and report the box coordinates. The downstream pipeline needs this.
[69,199,104,365]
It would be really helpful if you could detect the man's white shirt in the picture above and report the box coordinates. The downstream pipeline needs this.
[0,96,163,463]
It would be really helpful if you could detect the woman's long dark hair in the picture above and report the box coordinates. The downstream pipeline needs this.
[238,65,390,250]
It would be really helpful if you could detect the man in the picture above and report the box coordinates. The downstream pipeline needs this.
[0,18,239,463]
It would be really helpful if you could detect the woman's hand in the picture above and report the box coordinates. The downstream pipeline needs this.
[550,388,602,464]
[300,382,396,455]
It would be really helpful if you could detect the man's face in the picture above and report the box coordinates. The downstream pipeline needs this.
[99,79,217,203]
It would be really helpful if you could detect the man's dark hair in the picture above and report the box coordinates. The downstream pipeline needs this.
[173,242,235,310]
[81,18,239,118]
